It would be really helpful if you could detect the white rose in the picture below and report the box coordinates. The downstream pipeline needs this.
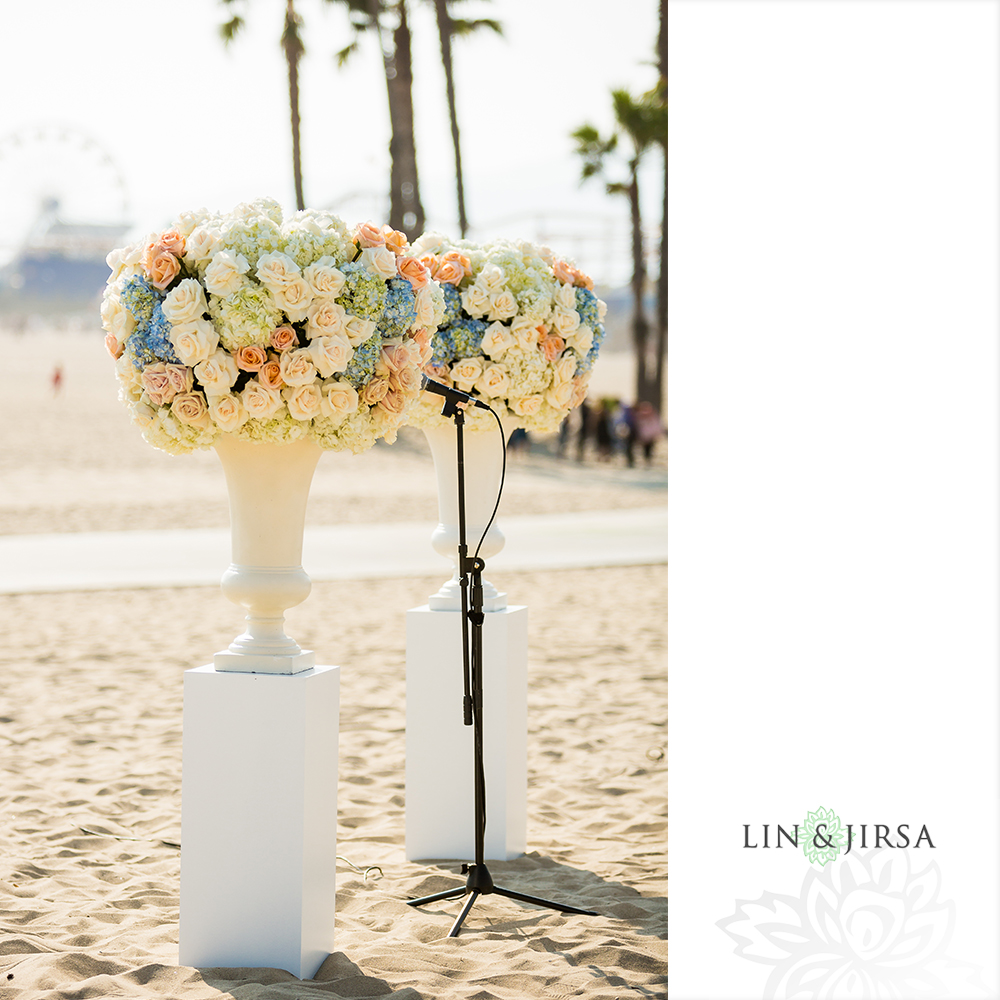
[343,315,376,347]
[480,321,515,360]
[511,394,544,417]
[282,383,323,421]
[255,251,301,290]
[208,392,248,433]
[567,324,594,356]
[597,298,608,322]
[101,292,137,343]
[308,335,353,378]
[162,278,209,325]
[130,401,156,428]
[414,285,437,327]
[321,380,360,422]
[241,380,285,419]
[553,354,578,385]
[511,317,541,351]
[451,357,483,391]
[480,265,505,292]
[194,349,240,396]
[278,347,318,386]
[174,208,209,237]
[360,246,398,281]
[204,250,250,297]
[487,290,518,322]
[186,226,221,264]
[461,285,491,318]
[271,275,314,323]
[544,380,574,410]
[550,307,581,338]
[306,299,347,339]
[169,319,219,366]
[475,363,510,399]
[554,282,577,310]
[303,257,347,298]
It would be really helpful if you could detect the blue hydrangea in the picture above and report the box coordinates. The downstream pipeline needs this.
[449,317,487,359]
[575,322,606,376]
[430,326,456,368]
[121,275,160,325]
[128,303,182,369]
[337,261,387,322]
[440,282,462,326]
[343,331,382,388]
[575,288,602,331]
[377,278,417,339]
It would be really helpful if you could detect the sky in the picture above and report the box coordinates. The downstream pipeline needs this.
[0,0,662,287]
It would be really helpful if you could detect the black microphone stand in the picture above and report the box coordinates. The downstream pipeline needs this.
[407,397,598,937]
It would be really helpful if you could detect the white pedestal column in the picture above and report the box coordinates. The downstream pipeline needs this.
[179,664,340,979]
[405,605,527,861]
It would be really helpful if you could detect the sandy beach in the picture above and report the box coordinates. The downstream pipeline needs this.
[0,330,667,999]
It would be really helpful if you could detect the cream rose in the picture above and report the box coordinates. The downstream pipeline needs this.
[321,380,360,421]
[271,275,313,323]
[303,258,347,298]
[361,377,390,406]
[195,349,240,396]
[414,286,437,327]
[185,226,220,263]
[169,319,219,366]
[162,278,209,325]
[567,324,594,356]
[208,392,248,433]
[511,318,541,352]
[278,347,318,387]
[544,380,574,410]
[511,394,544,417]
[306,299,347,339]
[487,290,518,322]
[282,383,323,421]
[171,391,212,428]
[550,307,581,338]
[130,401,156,428]
[554,282,577,310]
[101,292,136,346]
[460,285,490,317]
[343,315,376,347]
[360,246,398,281]
[475,363,510,399]
[204,251,250,297]
[480,321,515,359]
[394,363,422,394]
[553,354,578,385]
[308,335,352,378]
[451,358,484,391]
[570,376,589,409]
[241,380,284,419]
[479,265,505,292]
[255,251,301,289]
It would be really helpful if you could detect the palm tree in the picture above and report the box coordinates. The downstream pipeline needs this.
[573,88,667,405]
[337,0,425,240]
[655,0,667,405]
[429,0,502,237]
[221,0,307,211]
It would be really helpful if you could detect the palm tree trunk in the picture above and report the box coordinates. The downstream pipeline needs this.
[283,0,306,211]
[433,0,468,237]
[653,0,667,409]
[627,162,650,405]
[383,0,425,240]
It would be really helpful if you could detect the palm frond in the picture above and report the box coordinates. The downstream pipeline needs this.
[450,17,503,37]
[335,40,360,67]
[219,15,245,45]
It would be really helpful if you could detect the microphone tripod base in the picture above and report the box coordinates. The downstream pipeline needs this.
[407,862,599,938]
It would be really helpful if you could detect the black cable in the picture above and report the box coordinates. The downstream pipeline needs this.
[473,405,507,561]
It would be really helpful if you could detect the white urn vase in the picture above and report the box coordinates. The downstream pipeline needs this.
[212,435,322,673]
[422,418,513,611]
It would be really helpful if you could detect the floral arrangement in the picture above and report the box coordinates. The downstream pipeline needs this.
[403,235,607,433]
[101,199,443,455]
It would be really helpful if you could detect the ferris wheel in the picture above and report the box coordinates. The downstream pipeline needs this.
[0,123,131,266]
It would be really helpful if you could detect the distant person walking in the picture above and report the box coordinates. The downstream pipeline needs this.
[576,398,591,461]
[595,399,614,461]
[635,401,663,466]
[51,365,63,396]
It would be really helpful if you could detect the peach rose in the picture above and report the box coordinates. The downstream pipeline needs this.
[378,343,409,375]
[441,251,471,278]
[511,394,544,417]
[144,245,181,290]
[382,226,409,254]
[171,391,211,428]
[394,364,422,394]
[361,377,390,405]
[105,332,124,359]
[165,364,194,395]
[552,259,575,284]
[321,380,360,420]
[308,335,352,378]
[278,348,317,386]
[157,230,186,257]
[423,363,452,384]
[142,363,177,406]
[354,221,385,248]
[569,265,594,290]
[258,360,284,389]
[378,387,407,415]
[208,392,248,433]
[240,380,284,419]
[436,258,467,286]
[419,254,441,278]
[235,345,269,371]
[540,334,566,363]
[282,383,323,421]
[570,377,589,409]
[409,328,433,366]
[396,255,428,291]
[269,326,298,352]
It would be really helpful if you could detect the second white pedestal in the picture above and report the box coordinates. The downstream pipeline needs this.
[179,664,339,979]
[406,605,527,861]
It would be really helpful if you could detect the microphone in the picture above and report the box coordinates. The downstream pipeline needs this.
[420,374,491,410]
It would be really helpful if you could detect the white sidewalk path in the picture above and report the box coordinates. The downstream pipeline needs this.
[0,506,667,595]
